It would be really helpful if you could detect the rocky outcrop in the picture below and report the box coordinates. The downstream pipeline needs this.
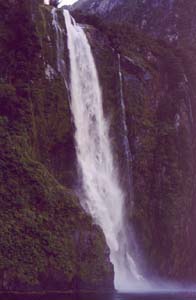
[73,0,196,48]
[73,0,123,15]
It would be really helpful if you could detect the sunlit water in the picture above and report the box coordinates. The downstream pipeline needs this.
[1,291,196,300]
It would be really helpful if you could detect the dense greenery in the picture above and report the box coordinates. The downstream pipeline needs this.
[0,0,113,290]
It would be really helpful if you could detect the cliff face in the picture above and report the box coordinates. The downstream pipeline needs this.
[0,0,113,291]
[72,0,196,283]
[1,0,196,291]
[92,28,196,283]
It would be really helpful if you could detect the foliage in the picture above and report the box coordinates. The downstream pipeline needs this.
[0,1,113,290]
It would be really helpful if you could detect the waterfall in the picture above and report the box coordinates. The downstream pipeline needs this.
[53,9,146,291]
[183,74,194,126]
[52,8,68,89]
[118,54,133,192]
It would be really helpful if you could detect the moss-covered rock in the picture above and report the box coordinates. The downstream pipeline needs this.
[2,0,196,289]
[0,0,113,291]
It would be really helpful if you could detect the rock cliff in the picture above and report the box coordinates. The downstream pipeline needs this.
[1,0,196,291]
[72,0,196,283]
[0,0,113,291]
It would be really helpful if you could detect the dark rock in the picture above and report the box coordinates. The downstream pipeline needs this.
[50,0,59,7]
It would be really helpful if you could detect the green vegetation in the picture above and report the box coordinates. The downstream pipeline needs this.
[1,0,196,289]
[0,0,113,290]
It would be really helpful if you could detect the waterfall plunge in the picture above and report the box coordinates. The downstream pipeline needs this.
[53,9,146,291]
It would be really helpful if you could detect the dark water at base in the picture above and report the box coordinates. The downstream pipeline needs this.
[1,292,196,300]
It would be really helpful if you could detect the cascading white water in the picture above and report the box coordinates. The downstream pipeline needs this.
[118,54,133,190]
[52,9,146,291]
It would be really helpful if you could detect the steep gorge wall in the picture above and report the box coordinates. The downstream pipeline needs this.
[1,0,196,290]
[72,4,196,283]
[0,0,113,290]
